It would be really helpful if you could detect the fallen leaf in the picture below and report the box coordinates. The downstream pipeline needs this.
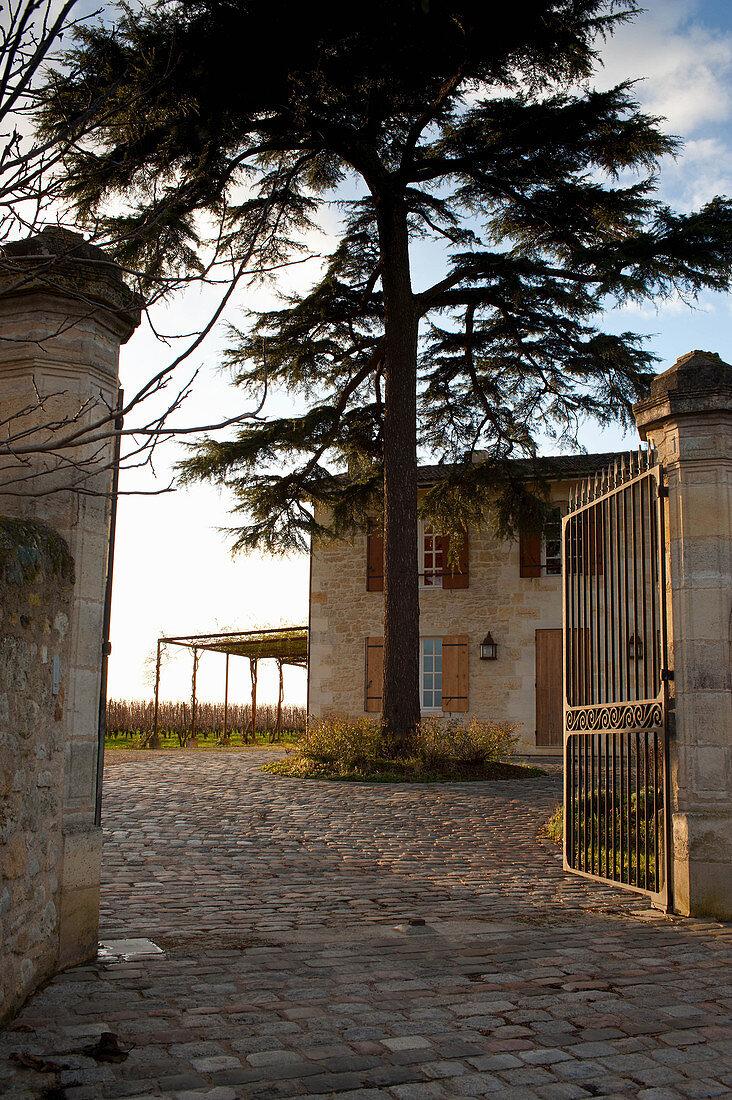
[81,1032,132,1063]
[9,1051,64,1073]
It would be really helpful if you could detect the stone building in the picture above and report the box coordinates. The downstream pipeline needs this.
[307,452,622,756]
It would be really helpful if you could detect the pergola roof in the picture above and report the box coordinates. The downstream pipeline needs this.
[160,626,308,666]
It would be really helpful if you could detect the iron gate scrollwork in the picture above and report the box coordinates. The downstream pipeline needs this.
[563,450,671,908]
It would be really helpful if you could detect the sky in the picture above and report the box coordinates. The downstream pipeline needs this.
[106,0,732,707]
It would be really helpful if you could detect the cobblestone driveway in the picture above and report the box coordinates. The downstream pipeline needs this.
[2,750,731,1100]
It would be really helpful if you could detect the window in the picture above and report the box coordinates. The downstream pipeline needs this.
[366,519,469,591]
[519,507,563,577]
[419,523,444,587]
[364,635,468,714]
[543,510,562,575]
[420,637,443,710]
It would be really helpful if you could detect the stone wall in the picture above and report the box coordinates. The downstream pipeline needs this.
[0,230,139,866]
[0,228,140,1017]
[634,350,732,918]
[308,481,570,755]
[0,517,74,1020]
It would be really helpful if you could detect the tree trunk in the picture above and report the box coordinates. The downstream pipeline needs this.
[375,189,420,751]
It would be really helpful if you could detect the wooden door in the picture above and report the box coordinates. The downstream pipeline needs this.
[535,628,563,747]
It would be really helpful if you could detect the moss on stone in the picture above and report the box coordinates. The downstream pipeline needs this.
[0,517,74,586]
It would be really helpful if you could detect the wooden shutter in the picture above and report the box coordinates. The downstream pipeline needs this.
[364,637,383,712]
[366,527,384,591]
[535,629,563,746]
[520,529,542,577]
[441,530,469,589]
[442,634,469,712]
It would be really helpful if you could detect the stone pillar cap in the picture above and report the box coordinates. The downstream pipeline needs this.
[634,350,732,437]
[0,226,142,343]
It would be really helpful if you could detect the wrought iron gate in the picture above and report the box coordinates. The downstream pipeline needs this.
[562,450,671,908]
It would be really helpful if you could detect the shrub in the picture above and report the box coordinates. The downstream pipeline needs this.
[280,714,517,777]
[545,804,563,845]
[295,716,386,771]
[415,716,516,768]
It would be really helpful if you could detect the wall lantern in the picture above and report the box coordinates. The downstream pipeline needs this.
[628,632,644,661]
[480,632,498,660]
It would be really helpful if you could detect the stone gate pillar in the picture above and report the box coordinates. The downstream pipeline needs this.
[0,228,141,972]
[634,350,732,919]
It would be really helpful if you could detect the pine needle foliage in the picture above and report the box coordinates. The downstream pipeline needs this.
[40,0,732,737]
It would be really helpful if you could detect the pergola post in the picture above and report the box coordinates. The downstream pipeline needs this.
[151,639,162,749]
[190,648,199,746]
[222,652,230,744]
[274,659,284,742]
[249,657,258,744]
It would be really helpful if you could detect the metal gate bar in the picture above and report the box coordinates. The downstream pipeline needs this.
[565,728,665,895]
[563,452,670,908]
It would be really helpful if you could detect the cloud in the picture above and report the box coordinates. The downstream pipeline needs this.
[616,288,710,320]
[661,137,732,207]
[590,2,732,208]
[597,2,732,135]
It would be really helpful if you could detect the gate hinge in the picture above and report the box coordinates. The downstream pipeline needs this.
[658,483,669,499]
[661,668,674,682]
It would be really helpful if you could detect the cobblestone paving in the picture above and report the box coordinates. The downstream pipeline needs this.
[2,750,731,1100]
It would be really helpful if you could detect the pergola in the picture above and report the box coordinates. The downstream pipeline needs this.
[151,626,308,746]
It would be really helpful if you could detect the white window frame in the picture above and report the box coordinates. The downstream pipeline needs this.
[418,521,444,588]
[420,636,443,713]
[542,507,563,576]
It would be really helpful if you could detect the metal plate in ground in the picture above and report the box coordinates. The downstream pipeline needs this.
[98,938,163,960]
